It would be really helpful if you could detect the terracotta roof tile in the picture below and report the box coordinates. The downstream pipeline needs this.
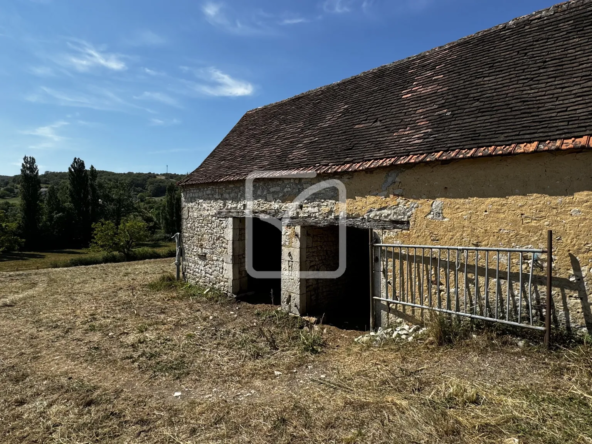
[182,0,592,186]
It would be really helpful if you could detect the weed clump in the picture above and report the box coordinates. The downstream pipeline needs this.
[426,315,472,346]
[147,273,180,291]
[299,327,325,354]
[438,380,482,407]
[147,274,230,304]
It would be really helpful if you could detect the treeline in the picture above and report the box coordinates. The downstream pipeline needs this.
[0,156,183,252]
[0,170,184,200]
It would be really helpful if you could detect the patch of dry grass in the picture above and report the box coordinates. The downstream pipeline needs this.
[0,259,591,443]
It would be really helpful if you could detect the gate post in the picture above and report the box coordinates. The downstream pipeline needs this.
[545,230,553,348]
[172,232,182,281]
[369,229,375,331]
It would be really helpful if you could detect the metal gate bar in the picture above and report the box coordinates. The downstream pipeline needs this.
[370,231,554,343]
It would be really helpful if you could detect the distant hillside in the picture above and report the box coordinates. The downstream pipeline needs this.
[0,171,186,202]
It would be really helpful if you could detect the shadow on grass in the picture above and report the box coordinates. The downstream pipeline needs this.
[0,249,87,263]
[39,249,86,255]
[0,252,45,262]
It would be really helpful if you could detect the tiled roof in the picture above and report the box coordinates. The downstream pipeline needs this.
[182,0,592,186]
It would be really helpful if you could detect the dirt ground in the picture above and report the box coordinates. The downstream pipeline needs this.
[0,259,591,443]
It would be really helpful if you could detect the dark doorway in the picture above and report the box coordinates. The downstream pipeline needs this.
[333,227,371,330]
[245,217,282,305]
[305,226,371,330]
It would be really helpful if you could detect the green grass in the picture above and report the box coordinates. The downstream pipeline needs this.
[0,241,176,272]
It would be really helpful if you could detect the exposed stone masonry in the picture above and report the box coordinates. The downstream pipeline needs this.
[183,151,592,336]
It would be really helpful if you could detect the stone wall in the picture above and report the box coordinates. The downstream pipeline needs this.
[181,200,230,292]
[182,150,592,335]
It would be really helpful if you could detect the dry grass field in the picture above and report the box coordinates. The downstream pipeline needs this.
[0,259,591,443]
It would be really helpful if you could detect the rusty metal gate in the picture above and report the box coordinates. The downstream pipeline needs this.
[370,231,553,346]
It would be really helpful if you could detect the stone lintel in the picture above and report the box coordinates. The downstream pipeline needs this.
[215,210,409,230]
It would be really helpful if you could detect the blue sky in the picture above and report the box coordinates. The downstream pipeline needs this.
[0,0,557,176]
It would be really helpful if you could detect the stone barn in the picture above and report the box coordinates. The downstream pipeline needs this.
[180,0,592,335]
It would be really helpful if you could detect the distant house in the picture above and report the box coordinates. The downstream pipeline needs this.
[180,0,592,335]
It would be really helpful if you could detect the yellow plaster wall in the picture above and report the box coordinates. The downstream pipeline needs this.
[338,150,592,333]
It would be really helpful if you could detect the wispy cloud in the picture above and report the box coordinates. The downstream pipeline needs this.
[182,66,254,97]
[203,2,223,21]
[23,121,68,142]
[280,17,309,25]
[58,40,127,72]
[134,91,181,108]
[150,118,181,127]
[323,0,430,15]
[202,2,272,35]
[21,121,69,149]
[125,30,167,47]
[143,67,165,76]
[323,0,353,14]
[204,68,254,96]
[75,120,101,127]
[362,0,375,13]
[201,2,313,34]
[27,87,107,110]
[27,86,150,113]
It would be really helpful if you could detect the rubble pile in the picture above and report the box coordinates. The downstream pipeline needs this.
[355,321,427,346]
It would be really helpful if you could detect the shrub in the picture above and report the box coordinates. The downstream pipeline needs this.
[91,220,118,253]
[131,247,164,261]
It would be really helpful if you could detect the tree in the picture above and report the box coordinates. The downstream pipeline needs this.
[117,218,150,257]
[42,184,70,248]
[91,218,149,258]
[101,179,134,228]
[0,210,23,253]
[164,183,182,235]
[89,165,101,225]
[19,156,41,249]
[68,158,90,245]
[45,185,62,222]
